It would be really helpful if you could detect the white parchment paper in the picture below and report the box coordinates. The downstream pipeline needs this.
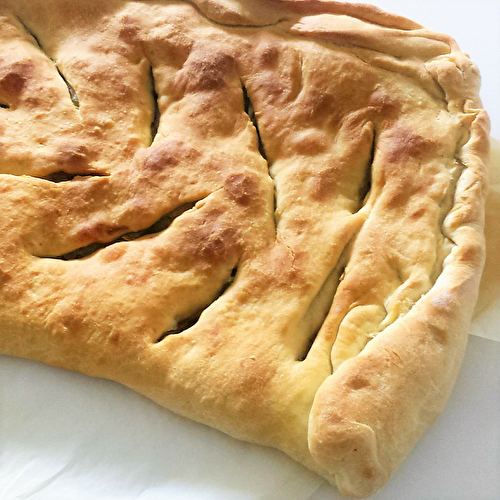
[474,138,500,342]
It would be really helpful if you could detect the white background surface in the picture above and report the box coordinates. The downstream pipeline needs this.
[1,2,499,500]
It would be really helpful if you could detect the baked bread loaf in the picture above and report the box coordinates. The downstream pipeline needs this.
[0,0,489,497]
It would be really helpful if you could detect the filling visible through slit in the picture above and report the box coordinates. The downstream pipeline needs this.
[298,264,346,361]
[0,103,9,109]
[42,171,108,182]
[242,83,278,228]
[40,201,198,260]
[242,84,267,160]
[56,67,80,109]
[16,16,80,109]
[357,129,375,209]
[155,266,238,343]
[149,65,160,144]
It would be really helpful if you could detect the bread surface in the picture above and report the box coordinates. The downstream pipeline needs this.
[0,0,489,497]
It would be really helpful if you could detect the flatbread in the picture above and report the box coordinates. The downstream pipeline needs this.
[0,0,489,497]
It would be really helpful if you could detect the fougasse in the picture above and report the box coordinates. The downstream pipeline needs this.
[0,0,489,497]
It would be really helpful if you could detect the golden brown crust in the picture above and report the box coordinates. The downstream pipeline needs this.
[0,1,489,497]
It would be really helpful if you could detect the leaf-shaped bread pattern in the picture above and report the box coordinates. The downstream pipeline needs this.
[0,0,489,497]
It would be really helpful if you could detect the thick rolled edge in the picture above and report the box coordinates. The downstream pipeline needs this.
[183,0,423,29]
[306,110,489,498]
